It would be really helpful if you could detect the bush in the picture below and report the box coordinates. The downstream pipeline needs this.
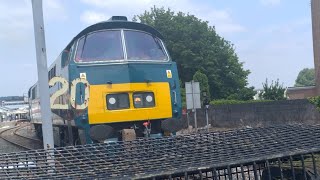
[259,79,287,100]
[308,96,320,111]
[210,99,273,106]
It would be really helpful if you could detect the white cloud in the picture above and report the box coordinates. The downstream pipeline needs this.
[80,11,109,24]
[217,24,246,33]
[81,0,156,9]
[43,0,68,21]
[0,0,69,96]
[260,0,281,6]
[80,0,187,21]
[80,0,246,35]
[262,17,310,34]
[197,9,246,34]
[235,17,312,88]
[0,0,67,44]
[0,1,32,43]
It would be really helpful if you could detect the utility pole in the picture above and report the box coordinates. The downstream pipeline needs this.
[203,92,210,132]
[31,0,54,149]
[311,0,320,95]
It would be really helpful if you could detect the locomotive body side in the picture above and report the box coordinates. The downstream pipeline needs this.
[29,52,72,145]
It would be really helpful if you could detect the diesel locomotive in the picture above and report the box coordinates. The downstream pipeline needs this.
[28,16,182,146]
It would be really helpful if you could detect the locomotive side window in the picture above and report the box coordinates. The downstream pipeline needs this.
[48,65,56,81]
[124,30,168,61]
[61,49,70,68]
[75,30,124,62]
[31,86,36,100]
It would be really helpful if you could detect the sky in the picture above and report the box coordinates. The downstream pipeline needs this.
[0,0,314,96]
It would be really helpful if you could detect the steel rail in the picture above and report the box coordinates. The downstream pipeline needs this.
[0,124,43,150]
[13,124,42,143]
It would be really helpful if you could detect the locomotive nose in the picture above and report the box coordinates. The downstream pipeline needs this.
[87,82,172,124]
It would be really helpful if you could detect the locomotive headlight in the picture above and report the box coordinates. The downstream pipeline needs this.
[146,95,153,102]
[106,93,129,110]
[133,92,155,108]
[108,97,116,105]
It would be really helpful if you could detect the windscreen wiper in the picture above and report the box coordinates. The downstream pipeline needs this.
[153,36,163,50]
[80,34,88,58]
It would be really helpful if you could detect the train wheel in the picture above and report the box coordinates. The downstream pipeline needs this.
[74,138,81,145]
[77,129,86,145]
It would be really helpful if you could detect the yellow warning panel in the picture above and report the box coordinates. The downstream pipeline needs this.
[80,73,87,80]
[166,70,172,78]
[88,82,172,124]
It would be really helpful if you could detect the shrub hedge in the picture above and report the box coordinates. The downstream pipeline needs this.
[210,99,273,106]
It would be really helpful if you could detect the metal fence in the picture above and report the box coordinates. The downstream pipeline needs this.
[166,153,320,180]
[1,125,320,179]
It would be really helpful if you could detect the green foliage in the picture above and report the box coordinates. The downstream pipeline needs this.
[308,96,320,111]
[134,7,251,100]
[180,79,186,108]
[210,99,273,106]
[226,86,255,101]
[259,79,287,100]
[295,68,315,87]
[193,71,210,102]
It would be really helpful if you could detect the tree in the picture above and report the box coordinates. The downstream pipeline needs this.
[295,68,315,87]
[134,7,253,100]
[193,71,210,102]
[227,86,255,101]
[259,79,287,100]
[179,79,186,108]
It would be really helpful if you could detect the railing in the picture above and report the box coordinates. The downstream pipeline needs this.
[0,125,320,179]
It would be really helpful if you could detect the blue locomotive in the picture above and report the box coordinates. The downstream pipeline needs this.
[28,16,182,146]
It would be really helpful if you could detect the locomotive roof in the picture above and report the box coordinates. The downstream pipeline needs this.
[65,19,164,50]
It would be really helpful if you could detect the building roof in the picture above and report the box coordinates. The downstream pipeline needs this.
[287,86,316,91]
[0,107,10,111]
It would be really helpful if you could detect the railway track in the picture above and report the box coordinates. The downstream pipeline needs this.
[0,122,43,150]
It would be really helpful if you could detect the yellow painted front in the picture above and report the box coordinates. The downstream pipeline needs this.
[88,82,172,124]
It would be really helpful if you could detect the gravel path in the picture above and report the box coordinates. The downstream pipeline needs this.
[0,121,28,153]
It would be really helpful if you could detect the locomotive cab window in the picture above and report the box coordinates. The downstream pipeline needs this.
[124,31,168,61]
[75,30,124,62]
